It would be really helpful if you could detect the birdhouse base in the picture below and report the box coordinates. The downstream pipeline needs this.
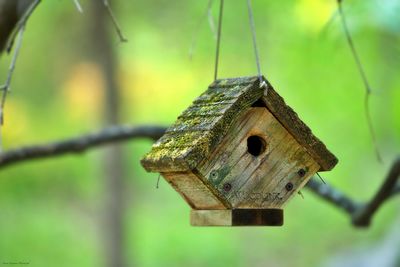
[190,209,283,227]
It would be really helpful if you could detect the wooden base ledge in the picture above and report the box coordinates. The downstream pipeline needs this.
[190,209,284,227]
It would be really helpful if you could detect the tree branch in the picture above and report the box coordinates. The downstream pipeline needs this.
[0,123,398,228]
[351,157,400,226]
[307,157,400,227]
[306,178,361,215]
[0,125,166,169]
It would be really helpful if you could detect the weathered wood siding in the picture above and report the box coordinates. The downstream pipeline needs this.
[162,171,227,210]
[196,107,320,209]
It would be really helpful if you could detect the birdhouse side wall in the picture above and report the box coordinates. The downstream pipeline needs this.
[161,171,228,210]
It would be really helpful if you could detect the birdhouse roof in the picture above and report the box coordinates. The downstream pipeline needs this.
[141,76,337,173]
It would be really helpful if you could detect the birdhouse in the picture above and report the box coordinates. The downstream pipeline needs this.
[141,76,337,226]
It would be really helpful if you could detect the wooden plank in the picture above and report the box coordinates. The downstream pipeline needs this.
[191,209,284,226]
[190,210,232,226]
[197,107,320,209]
[162,172,228,210]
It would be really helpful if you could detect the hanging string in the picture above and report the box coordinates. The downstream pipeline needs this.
[156,174,161,189]
[246,0,266,88]
[214,0,224,81]
[337,0,382,163]
[316,172,326,184]
[213,0,266,88]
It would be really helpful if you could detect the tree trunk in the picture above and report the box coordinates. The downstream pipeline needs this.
[90,1,126,267]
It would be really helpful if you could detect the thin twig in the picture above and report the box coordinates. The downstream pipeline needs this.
[337,0,382,163]
[0,25,25,125]
[73,0,84,13]
[1,0,41,126]
[0,0,40,151]
[5,0,41,53]
[189,0,216,60]
[103,0,128,43]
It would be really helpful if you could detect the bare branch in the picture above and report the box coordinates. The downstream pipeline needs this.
[352,157,400,226]
[0,0,40,127]
[0,125,166,169]
[307,157,400,227]
[306,178,361,215]
[5,0,40,53]
[0,25,25,125]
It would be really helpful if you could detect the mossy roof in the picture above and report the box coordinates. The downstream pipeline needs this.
[141,76,337,173]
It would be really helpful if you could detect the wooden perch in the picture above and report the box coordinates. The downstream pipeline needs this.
[0,124,398,228]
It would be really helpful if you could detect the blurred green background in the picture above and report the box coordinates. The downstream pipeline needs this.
[0,0,399,266]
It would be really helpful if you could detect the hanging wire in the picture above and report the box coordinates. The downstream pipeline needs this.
[316,172,326,184]
[337,0,382,163]
[246,0,266,88]
[214,0,266,87]
[156,174,161,189]
[214,0,224,81]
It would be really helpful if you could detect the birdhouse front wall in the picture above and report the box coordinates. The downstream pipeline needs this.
[195,107,320,209]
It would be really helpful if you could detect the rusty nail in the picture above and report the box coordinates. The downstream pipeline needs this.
[285,182,294,191]
[223,182,232,192]
[298,168,306,177]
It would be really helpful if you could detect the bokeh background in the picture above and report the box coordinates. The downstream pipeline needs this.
[0,0,399,266]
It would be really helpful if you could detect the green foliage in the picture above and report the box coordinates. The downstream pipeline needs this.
[0,0,399,266]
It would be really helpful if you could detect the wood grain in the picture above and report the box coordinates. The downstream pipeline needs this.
[197,107,320,209]
[261,84,338,171]
[162,171,227,210]
[190,210,232,226]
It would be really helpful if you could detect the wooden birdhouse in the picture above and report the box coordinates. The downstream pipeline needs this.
[141,76,337,226]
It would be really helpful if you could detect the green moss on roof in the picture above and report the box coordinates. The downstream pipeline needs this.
[141,76,263,172]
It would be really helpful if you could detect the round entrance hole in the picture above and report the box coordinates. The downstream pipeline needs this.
[247,135,266,156]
